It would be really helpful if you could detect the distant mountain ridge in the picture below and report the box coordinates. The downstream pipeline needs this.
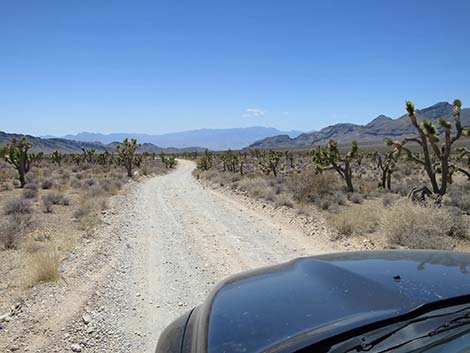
[249,102,470,149]
[61,127,302,151]
[0,131,204,154]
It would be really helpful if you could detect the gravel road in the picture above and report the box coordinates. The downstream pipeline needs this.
[1,160,337,352]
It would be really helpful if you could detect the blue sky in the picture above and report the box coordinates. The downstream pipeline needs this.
[1,0,469,135]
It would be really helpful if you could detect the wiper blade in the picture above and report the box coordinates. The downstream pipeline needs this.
[328,306,470,353]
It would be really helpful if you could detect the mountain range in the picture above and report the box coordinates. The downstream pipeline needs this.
[0,131,205,154]
[249,102,470,149]
[61,127,302,151]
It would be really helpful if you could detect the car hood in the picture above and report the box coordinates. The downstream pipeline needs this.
[184,250,470,353]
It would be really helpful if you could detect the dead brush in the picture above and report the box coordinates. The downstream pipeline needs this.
[328,204,380,239]
[26,245,61,286]
[0,213,32,250]
[42,191,70,213]
[4,198,32,215]
[380,199,460,250]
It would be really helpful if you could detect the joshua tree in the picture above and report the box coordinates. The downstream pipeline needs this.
[116,138,141,177]
[312,139,358,192]
[162,155,177,169]
[81,148,96,164]
[387,99,470,196]
[222,150,239,173]
[285,151,295,169]
[0,137,33,187]
[50,150,63,167]
[198,150,213,171]
[259,150,281,177]
[372,151,397,190]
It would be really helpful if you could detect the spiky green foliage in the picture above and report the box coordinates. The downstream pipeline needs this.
[388,99,469,196]
[116,138,141,177]
[1,137,33,188]
[222,150,243,174]
[81,148,96,164]
[259,150,281,177]
[312,139,358,192]
[198,149,213,171]
[372,151,397,190]
[50,150,63,167]
[164,155,177,169]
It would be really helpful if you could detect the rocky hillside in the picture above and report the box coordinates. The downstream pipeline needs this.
[249,102,470,149]
[0,131,204,154]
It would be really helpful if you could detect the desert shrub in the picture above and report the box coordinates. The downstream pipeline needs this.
[70,178,82,189]
[23,183,39,199]
[41,179,54,190]
[348,192,364,204]
[238,177,271,198]
[382,193,398,208]
[274,193,294,208]
[381,200,459,249]
[42,192,69,213]
[286,170,338,202]
[0,213,32,249]
[84,178,97,187]
[100,179,122,195]
[329,205,380,238]
[28,248,60,285]
[4,198,32,215]
[443,184,470,213]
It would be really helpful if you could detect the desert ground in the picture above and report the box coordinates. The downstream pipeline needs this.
[1,160,343,352]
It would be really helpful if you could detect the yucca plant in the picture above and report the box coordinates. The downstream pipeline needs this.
[116,138,141,177]
[1,137,33,187]
[312,139,358,192]
[386,99,470,196]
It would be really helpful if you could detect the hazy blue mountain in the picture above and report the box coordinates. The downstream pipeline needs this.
[249,102,470,149]
[62,127,302,151]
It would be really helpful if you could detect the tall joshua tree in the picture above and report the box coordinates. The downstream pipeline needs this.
[116,138,141,177]
[312,139,358,192]
[386,99,470,196]
[0,137,33,187]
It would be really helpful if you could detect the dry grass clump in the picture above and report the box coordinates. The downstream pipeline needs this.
[27,247,61,286]
[73,198,107,236]
[286,170,338,202]
[381,200,460,250]
[237,176,272,199]
[443,183,470,213]
[42,191,70,213]
[329,204,380,238]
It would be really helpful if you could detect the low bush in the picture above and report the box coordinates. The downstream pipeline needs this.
[0,213,32,249]
[4,199,32,215]
[41,179,55,190]
[28,248,60,285]
[23,183,39,199]
[329,205,380,238]
[286,170,338,202]
[42,192,69,213]
[381,200,460,249]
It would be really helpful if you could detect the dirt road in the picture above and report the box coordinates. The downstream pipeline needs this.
[1,160,338,352]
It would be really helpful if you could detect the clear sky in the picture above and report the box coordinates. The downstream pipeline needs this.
[1,0,469,136]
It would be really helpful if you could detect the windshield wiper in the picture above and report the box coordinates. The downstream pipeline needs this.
[328,305,470,353]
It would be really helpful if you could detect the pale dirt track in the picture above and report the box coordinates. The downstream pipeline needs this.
[1,160,337,353]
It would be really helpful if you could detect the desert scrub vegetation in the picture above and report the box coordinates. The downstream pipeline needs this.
[193,99,470,251]
[0,137,175,309]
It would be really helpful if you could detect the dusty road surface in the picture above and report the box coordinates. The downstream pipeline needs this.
[1,160,338,353]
